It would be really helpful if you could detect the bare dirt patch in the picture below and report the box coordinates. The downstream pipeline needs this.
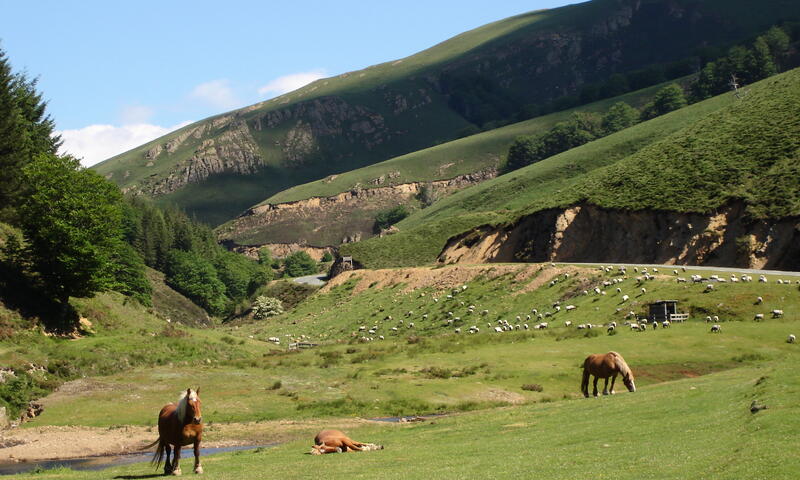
[0,418,377,462]
[322,264,559,296]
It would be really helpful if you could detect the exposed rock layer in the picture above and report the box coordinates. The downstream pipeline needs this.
[439,203,800,270]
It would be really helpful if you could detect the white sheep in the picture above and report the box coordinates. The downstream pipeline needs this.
[564,321,572,327]
[565,305,576,311]
[607,325,615,333]
[641,288,647,295]
[756,296,763,304]
[494,326,503,333]
[710,324,722,333]
[622,295,629,302]
[454,328,461,334]
[705,284,715,292]
[788,334,796,344]
[662,320,670,328]
[754,313,765,321]
[772,310,784,318]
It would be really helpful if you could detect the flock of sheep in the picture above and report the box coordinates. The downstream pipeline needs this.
[261,264,796,346]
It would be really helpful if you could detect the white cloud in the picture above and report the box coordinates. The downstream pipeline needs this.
[189,79,240,110]
[257,69,327,98]
[58,122,191,168]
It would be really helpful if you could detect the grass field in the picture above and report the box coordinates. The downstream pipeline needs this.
[9,269,800,478]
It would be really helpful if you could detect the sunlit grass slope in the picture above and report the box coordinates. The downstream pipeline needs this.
[342,68,800,268]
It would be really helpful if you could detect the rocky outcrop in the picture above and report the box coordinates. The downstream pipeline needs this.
[218,169,497,246]
[132,120,263,196]
[439,203,800,270]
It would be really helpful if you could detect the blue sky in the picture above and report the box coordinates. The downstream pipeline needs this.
[1,0,575,165]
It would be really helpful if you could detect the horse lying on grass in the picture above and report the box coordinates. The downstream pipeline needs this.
[581,351,636,398]
[310,429,384,454]
[144,388,204,475]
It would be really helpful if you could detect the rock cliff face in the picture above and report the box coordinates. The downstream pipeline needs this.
[439,203,800,270]
[218,169,497,247]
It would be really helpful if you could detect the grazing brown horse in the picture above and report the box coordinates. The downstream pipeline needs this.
[145,388,204,475]
[581,352,636,398]
[310,429,384,454]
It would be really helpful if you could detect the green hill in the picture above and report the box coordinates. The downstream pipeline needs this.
[93,0,800,227]
[342,68,800,269]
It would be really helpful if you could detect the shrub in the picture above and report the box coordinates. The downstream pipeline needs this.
[283,251,318,277]
[521,383,544,392]
[252,296,284,319]
[374,205,409,232]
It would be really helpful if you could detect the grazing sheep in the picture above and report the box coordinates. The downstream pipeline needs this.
[565,305,576,311]
[622,295,629,302]
[640,323,647,331]
[641,288,647,295]
[756,296,763,304]
[754,314,765,321]
[523,324,529,330]
[379,335,385,340]
[788,334,796,344]
[677,277,687,283]
[710,324,722,333]
[682,266,687,272]
[454,328,461,334]
[607,325,615,333]
[662,320,670,328]
[616,287,622,293]
[713,315,720,323]
[530,308,537,315]
[759,275,768,283]
[673,270,679,275]
[772,310,784,318]
[577,324,587,330]
[706,316,712,323]
[564,321,572,327]
[630,323,640,331]
[705,284,715,292]
[494,327,503,333]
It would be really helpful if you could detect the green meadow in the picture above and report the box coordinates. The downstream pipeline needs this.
[6,264,800,478]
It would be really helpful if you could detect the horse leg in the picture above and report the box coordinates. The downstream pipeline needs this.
[164,444,173,475]
[193,440,203,474]
[592,376,599,397]
[609,374,617,395]
[581,369,590,398]
[171,445,182,476]
[602,377,610,395]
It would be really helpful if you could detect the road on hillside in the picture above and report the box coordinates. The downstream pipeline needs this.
[292,274,328,286]
[555,262,800,277]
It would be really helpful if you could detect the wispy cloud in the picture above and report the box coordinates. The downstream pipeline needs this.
[58,121,191,168]
[189,79,240,110]
[258,69,327,98]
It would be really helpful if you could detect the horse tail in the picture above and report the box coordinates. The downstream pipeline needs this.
[142,437,160,450]
[580,363,590,396]
[149,438,166,469]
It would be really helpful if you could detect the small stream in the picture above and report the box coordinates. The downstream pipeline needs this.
[0,444,273,476]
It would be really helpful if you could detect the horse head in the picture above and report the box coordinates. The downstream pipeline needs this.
[622,372,636,393]
[186,388,202,424]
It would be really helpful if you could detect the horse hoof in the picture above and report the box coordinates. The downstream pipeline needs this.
[194,466,203,475]
[172,468,182,476]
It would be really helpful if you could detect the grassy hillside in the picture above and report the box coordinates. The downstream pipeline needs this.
[342,68,800,268]
[93,0,800,226]
[9,263,800,479]
[216,82,669,247]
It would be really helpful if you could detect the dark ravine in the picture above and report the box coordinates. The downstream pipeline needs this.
[439,203,800,270]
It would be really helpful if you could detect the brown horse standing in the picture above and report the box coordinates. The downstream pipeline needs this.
[581,352,636,398]
[146,388,204,475]
[310,429,384,454]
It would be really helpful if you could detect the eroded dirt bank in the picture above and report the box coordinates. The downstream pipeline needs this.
[439,203,800,270]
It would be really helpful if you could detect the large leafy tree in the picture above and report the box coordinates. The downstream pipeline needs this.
[16,154,124,311]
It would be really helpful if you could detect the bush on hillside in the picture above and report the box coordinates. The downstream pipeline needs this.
[641,84,687,120]
[283,251,318,277]
[374,205,410,232]
[252,296,284,319]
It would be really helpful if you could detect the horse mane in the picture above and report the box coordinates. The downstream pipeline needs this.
[610,351,633,379]
[175,389,197,421]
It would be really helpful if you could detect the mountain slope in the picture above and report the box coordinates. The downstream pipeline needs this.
[93,0,800,226]
[342,67,800,269]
